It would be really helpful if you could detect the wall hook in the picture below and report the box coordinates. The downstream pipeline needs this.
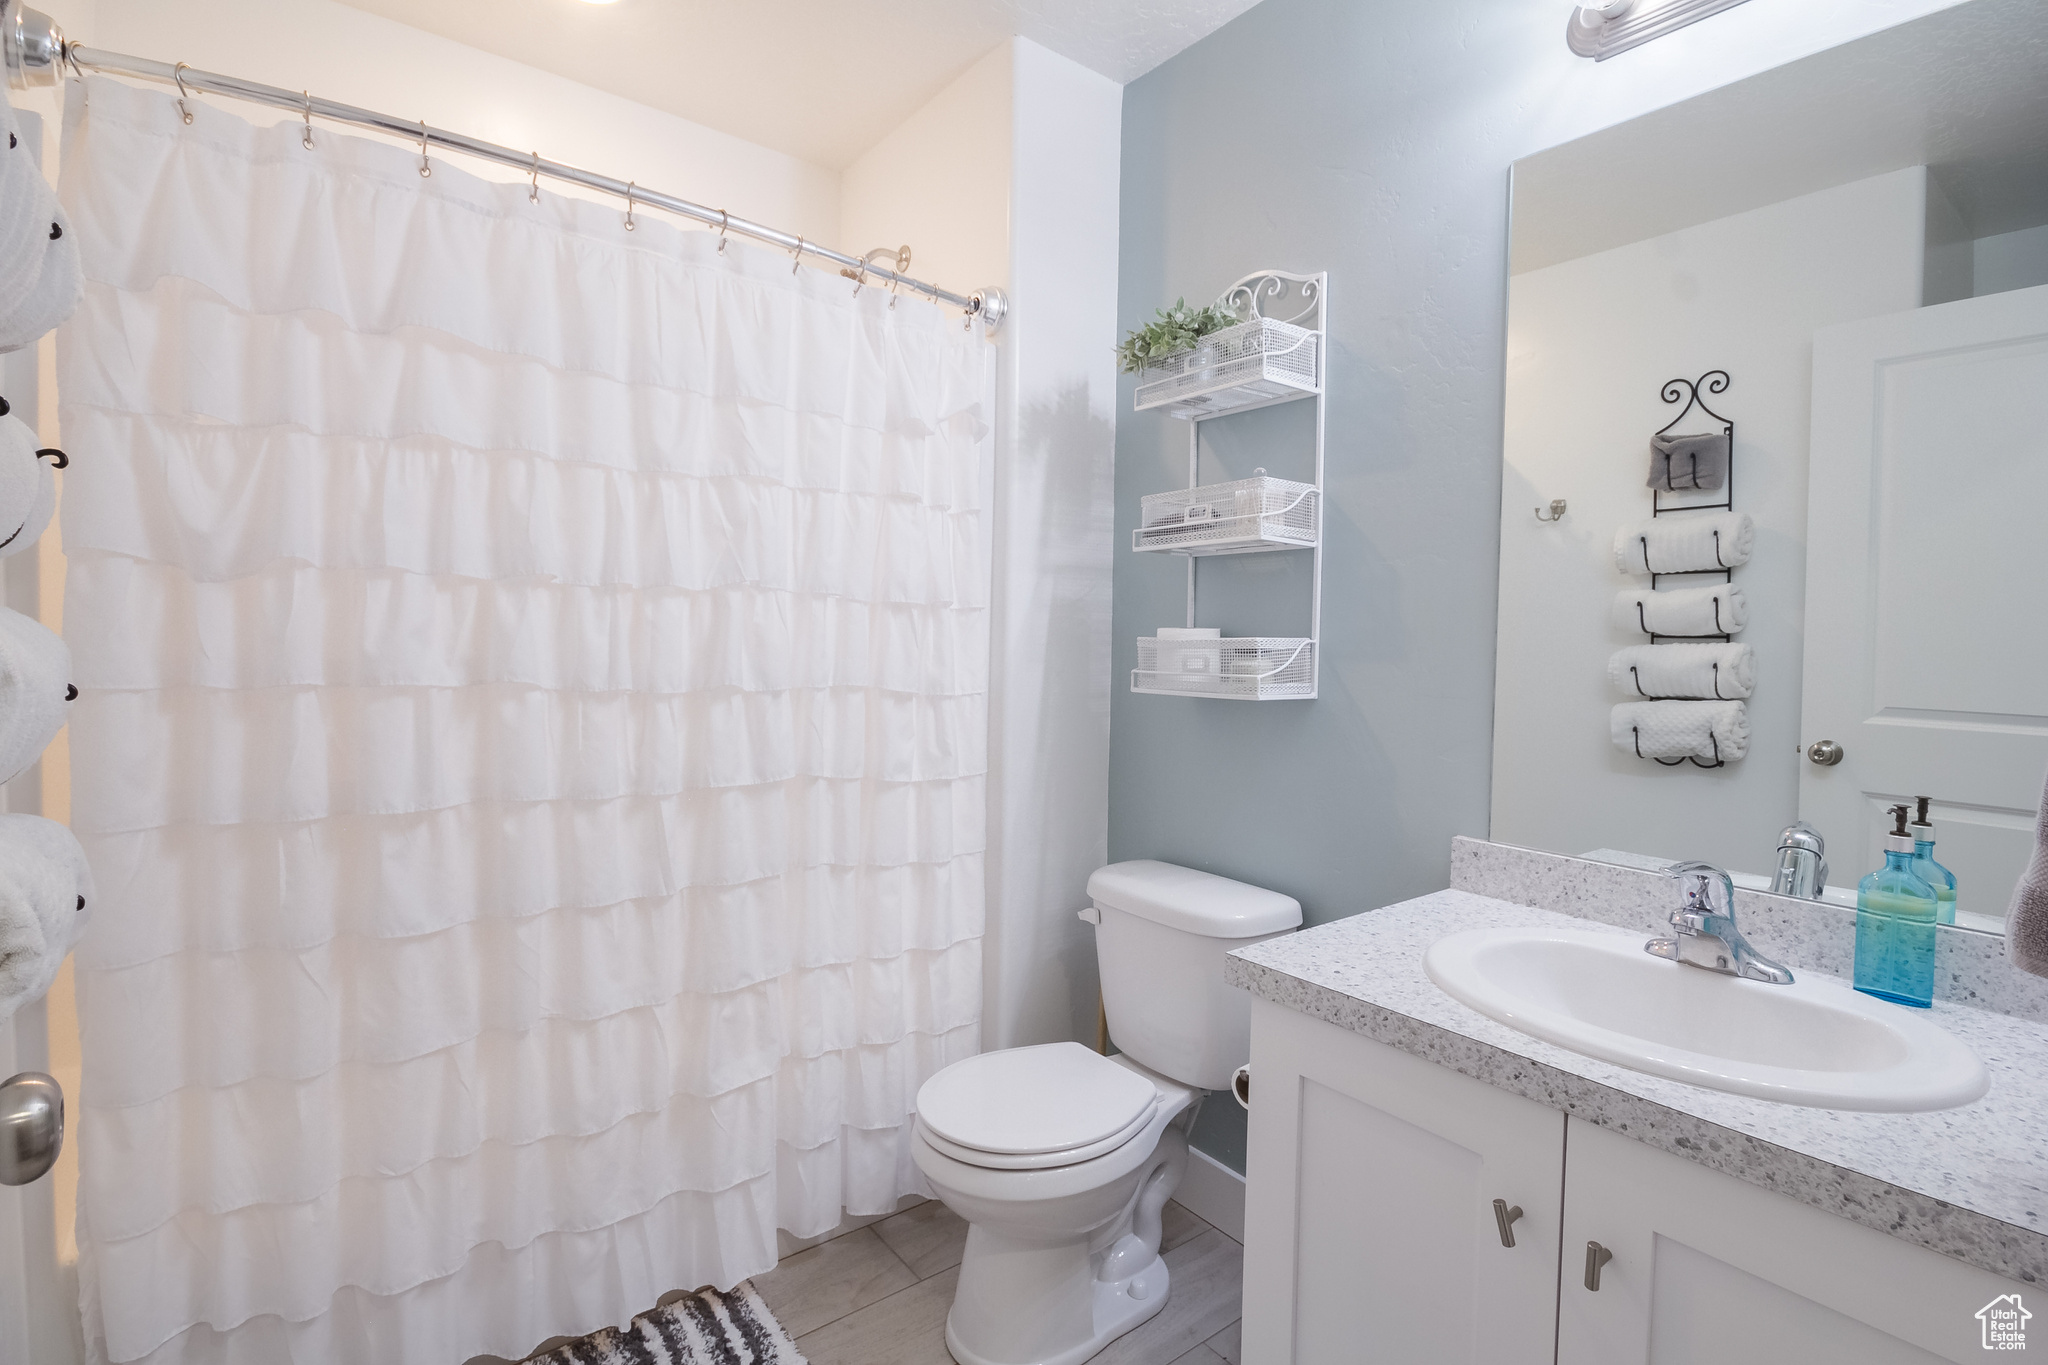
[1534,498,1566,522]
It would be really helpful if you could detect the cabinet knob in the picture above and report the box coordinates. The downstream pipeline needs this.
[1584,1240,1614,1291]
[1492,1198,1524,1248]
[1806,740,1844,766]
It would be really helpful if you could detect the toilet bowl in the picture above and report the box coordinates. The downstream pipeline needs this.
[912,860,1302,1365]
[911,1045,1199,1365]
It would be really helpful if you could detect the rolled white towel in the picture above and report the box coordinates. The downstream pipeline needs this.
[0,813,93,1023]
[1612,583,1746,638]
[0,413,54,559]
[0,189,81,354]
[1613,512,1753,575]
[1609,643,1756,700]
[1612,700,1748,764]
[0,95,49,294]
[0,607,71,785]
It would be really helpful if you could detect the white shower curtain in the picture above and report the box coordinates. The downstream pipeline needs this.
[57,76,990,1365]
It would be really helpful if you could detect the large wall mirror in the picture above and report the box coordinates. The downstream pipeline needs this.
[1490,0,2048,934]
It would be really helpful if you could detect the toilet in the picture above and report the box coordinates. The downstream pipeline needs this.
[912,860,1301,1365]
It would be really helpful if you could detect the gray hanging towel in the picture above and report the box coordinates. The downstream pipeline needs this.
[2007,763,2048,977]
[1647,430,1729,491]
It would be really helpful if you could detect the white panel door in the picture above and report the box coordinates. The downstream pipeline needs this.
[1558,1120,2028,1364]
[1801,283,2048,925]
[1240,997,1564,1365]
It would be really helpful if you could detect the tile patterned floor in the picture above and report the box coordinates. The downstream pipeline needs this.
[752,1198,1243,1365]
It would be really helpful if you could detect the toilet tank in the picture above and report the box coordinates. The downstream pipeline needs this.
[1084,860,1302,1090]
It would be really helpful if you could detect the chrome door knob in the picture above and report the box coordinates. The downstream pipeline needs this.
[1806,740,1844,766]
[0,1071,64,1187]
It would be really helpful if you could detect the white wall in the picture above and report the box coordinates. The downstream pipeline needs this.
[841,45,1010,302]
[17,0,838,240]
[847,40,1122,1055]
[985,40,1121,1052]
[1490,168,1928,874]
[1977,223,2048,297]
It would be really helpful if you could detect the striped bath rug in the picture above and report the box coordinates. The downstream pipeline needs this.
[533,1282,806,1365]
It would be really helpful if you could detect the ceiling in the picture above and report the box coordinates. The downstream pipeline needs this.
[1511,0,2048,274]
[331,0,1265,169]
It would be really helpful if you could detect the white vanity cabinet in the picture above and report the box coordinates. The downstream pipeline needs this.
[1239,998,1568,1365]
[1241,996,2033,1365]
[1558,1120,2023,1365]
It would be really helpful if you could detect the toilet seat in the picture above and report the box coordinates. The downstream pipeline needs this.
[915,1042,1161,1170]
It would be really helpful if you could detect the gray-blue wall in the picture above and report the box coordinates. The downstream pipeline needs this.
[1110,0,1935,1171]
[1113,0,1521,928]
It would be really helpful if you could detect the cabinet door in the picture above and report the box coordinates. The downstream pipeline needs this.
[1241,997,1566,1365]
[1559,1118,2032,1364]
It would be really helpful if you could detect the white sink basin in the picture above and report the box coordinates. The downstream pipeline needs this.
[1423,926,1989,1112]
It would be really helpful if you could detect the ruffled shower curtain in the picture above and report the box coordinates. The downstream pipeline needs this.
[57,76,990,1365]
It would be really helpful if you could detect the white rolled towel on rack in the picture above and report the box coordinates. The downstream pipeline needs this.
[1613,512,1753,575]
[1612,583,1746,638]
[0,414,55,560]
[0,187,81,354]
[1609,643,1756,700]
[0,813,94,1023]
[0,607,72,785]
[1612,700,1748,764]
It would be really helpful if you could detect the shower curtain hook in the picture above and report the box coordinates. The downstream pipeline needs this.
[529,152,540,204]
[301,91,315,149]
[716,210,730,254]
[624,182,637,231]
[791,237,804,274]
[173,63,194,124]
[417,120,431,177]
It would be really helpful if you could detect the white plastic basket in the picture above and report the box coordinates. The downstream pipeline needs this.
[1131,636,1316,700]
[1133,318,1321,419]
[1135,475,1319,555]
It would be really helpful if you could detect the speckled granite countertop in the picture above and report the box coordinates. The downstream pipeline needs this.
[1225,887,2048,1287]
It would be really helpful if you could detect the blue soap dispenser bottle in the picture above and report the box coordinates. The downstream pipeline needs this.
[1855,804,1939,1008]
[1909,796,1958,926]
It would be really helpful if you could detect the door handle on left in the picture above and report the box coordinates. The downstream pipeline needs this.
[0,1071,64,1186]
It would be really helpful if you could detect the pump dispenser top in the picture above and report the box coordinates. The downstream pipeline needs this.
[1909,795,1958,926]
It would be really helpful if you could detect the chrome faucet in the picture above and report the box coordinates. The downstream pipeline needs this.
[1646,861,1794,984]
[1768,821,1828,900]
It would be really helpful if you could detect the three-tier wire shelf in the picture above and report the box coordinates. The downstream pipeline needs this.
[1129,270,1326,700]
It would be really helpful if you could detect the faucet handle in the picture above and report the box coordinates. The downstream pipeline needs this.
[1666,861,1735,919]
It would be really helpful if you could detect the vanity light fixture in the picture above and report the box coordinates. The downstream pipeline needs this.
[1567,0,1751,60]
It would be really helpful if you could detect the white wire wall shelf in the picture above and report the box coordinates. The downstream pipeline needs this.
[1132,636,1317,700]
[1133,316,1322,420]
[1128,270,1326,701]
[1134,474,1319,556]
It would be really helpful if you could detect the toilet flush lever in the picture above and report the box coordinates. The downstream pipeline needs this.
[1492,1198,1523,1248]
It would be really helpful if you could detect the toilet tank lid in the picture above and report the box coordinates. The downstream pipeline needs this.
[1087,860,1302,937]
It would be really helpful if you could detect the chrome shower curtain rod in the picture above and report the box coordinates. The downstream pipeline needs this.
[1,3,1009,334]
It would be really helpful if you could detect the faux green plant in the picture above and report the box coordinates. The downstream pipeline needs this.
[1116,297,1240,375]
